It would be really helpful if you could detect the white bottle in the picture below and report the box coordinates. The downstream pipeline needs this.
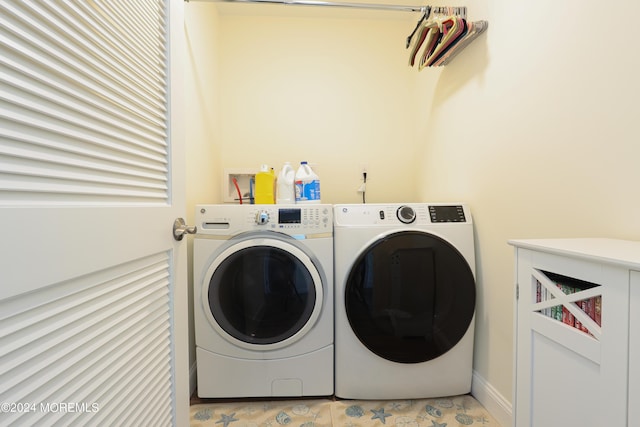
[276,162,295,204]
[294,161,321,204]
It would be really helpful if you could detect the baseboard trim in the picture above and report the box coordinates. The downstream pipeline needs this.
[471,370,512,427]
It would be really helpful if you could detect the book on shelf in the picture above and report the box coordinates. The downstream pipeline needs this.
[534,275,602,335]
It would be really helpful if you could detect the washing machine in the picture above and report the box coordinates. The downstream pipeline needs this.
[193,204,333,398]
[334,203,476,399]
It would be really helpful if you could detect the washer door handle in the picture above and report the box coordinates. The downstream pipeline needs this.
[173,217,197,241]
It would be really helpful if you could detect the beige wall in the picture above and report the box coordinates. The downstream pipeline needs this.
[185,3,222,374]
[202,4,425,204]
[185,0,640,408]
[185,4,222,209]
[415,0,640,402]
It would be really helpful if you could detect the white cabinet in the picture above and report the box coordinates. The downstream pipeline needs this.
[509,238,640,427]
[629,271,640,424]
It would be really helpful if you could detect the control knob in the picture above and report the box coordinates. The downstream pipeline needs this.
[397,205,416,224]
[255,210,270,225]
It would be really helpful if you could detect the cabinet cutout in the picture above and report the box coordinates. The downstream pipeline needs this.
[532,270,602,339]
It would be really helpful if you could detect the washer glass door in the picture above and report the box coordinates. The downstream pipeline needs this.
[206,239,322,348]
[345,231,475,363]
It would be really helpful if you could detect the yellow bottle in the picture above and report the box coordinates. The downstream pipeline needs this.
[255,164,275,204]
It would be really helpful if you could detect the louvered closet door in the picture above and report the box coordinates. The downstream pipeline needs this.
[0,1,188,426]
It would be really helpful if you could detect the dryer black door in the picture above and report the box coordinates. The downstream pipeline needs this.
[208,245,317,346]
[345,231,475,363]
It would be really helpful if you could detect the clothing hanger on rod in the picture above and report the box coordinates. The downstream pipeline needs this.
[408,18,439,66]
[414,21,440,67]
[405,6,431,48]
[420,13,467,68]
[407,5,451,67]
[436,20,488,66]
[407,5,485,69]
[407,6,448,68]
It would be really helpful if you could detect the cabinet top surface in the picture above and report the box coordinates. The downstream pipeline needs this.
[508,238,640,270]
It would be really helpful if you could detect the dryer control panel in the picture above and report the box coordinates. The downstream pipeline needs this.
[428,205,466,223]
[334,203,471,226]
[196,204,333,236]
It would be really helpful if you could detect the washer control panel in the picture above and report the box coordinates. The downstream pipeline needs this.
[196,204,332,236]
[334,203,471,226]
[397,205,417,224]
[255,210,270,225]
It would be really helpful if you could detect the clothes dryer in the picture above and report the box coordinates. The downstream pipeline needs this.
[193,204,333,398]
[334,203,476,399]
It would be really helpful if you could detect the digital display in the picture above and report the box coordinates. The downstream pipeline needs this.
[278,208,301,224]
[429,205,466,222]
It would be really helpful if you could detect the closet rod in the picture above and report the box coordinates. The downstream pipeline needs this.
[188,0,428,13]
